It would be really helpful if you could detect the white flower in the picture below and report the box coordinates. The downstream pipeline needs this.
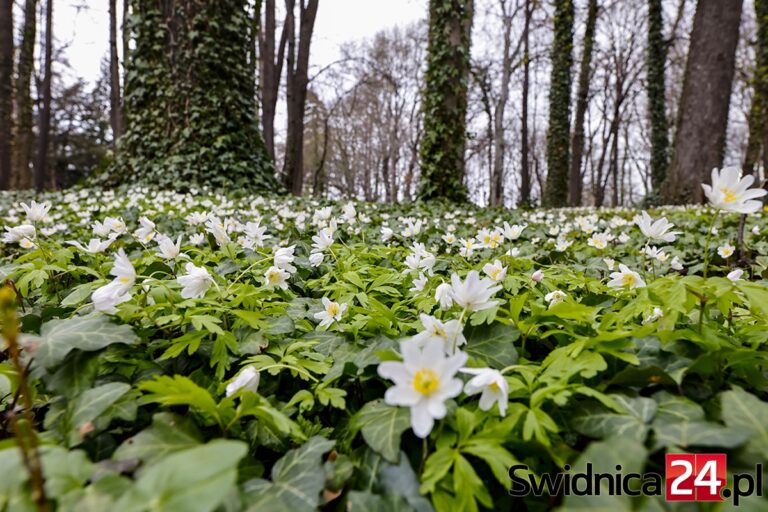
[264,266,290,290]
[19,239,35,249]
[177,263,214,299]
[645,307,664,323]
[92,280,132,314]
[458,238,477,258]
[205,216,231,246]
[531,270,544,283]
[378,339,467,438]
[3,224,36,244]
[482,260,507,283]
[435,283,454,309]
[607,264,646,289]
[111,249,137,289]
[643,246,667,262]
[20,201,51,223]
[603,258,616,270]
[156,235,184,260]
[243,221,270,247]
[134,216,156,243]
[718,243,735,259]
[274,246,297,273]
[545,290,567,306]
[442,233,457,245]
[450,271,501,312]
[226,366,260,397]
[410,313,466,354]
[381,226,394,242]
[727,268,744,282]
[67,238,114,254]
[104,216,126,235]
[309,252,325,267]
[752,225,760,236]
[92,220,111,237]
[587,232,613,250]
[343,202,357,223]
[554,238,572,252]
[311,228,333,252]
[185,212,209,225]
[314,297,347,328]
[461,367,509,416]
[670,256,684,271]
[189,233,205,246]
[702,166,767,213]
[502,222,527,240]
[633,211,680,242]
[410,273,428,293]
[618,233,630,244]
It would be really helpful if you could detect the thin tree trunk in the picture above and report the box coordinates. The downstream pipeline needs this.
[35,0,54,192]
[520,0,532,206]
[12,0,37,189]
[0,0,12,190]
[664,0,743,204]
[490,0,515,207]
[109,0,123,142]
[745,0,768,177]
[283,0,318,195]
[647,0,669,195]
[568,0,598,206]
[259,0,288,160]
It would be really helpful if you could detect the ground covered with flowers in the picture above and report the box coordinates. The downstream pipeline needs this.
[1,175,768,511]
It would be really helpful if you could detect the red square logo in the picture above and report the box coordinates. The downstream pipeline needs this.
[666,453,726,502]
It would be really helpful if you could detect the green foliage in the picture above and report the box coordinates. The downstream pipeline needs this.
[417,1,473,202]
[106,0,280,191]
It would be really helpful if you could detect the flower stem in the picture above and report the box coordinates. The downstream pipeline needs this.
[702,209,720,279]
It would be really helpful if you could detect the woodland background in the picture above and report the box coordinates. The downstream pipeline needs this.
[0,0,765,207]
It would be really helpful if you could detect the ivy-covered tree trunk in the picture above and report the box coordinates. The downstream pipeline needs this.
[544,0,574,208]
[664,0,742,204]
[417,0,474,202]
[11,0,38,190]
[647,0,669,196]
[568,0,598,206]
[744,0,768,176]
[114,0,279,191]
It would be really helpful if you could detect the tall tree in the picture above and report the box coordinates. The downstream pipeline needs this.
[664,0,743,204]
[744,0,768,176]
[35,0,54,192]
[283,0,319,195]
[418,0,474,202]
[568,0,598,206]
[259,0,289,160]
[519,0,532,206]
[109,0,123,142]
[114,0,279,191]
[0,0,12,190]
[544,0,574,207]
[647,0,669,195]
[12,0,38,189]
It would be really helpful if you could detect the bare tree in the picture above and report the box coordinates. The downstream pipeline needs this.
[259,0,289,160]
[109,0,123,142]
[35,0,54,191]
[0,0,12,190]
[519,0,532,206]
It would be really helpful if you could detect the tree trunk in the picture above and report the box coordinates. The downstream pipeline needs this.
[0,0,12,190]
[664,0,743,204]
[647,0,669,195]
[283,0,318,195]
[490,0,515,207]
[109,0,124,143]
[35,0,54,192]
[568,0,598,206]
[745,0,768,177]
[259,0,288,160]
[11,0,37,190]
[417,0,474,202]
[544,0,574,207]
[520,0,532,206]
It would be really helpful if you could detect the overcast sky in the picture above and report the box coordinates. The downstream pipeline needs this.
[56,0,428,85]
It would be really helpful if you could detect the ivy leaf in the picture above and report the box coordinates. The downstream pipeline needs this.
[353,400,410,463]
[571,395,656,443]
[113,413,203,465]
[31,315,139,368]
[463,323,520,369]
[244,436,335,512]
[68,382,131,446]
[652,421,749,449]
[113,440,247,512]
[720,387,768,459]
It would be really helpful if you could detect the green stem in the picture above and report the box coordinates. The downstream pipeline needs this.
[702,209,720,278]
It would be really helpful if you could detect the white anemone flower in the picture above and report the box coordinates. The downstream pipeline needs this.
[134,216,156,243]
[225,366,260,397]
[461,367,509,416]
[727,268,744,282]
[544,290,567,306]
[274,246,297,273]
[607,264,646,289]
[20,201,51,223]
[378,339,467,438]
[314,297,347,328]
[177,263,214,299]
[702,166,767,214]
[717,243,735,259]
[633,211,680,242]
[482,260,507,283]
[91,249,136,314]
[264,266,290,290]
[435,282,454,309]
[156,234,184,260]
[449,271,501,312]
[410,313,466,354]
[3,224,36,244]
[67,238,114,254]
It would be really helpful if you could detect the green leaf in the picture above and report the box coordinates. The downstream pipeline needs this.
[244,436,335,512]
[353,400,411,463]
[138,375,221,425]
[419,447,455,495]
[113,413,202,465]
[571,395,655,443]
[68,382,131,446]
[453,454,492,511]
[32,315,139,368]
[463,323,520,369]
[652,421,749,449]
[113,440,247,512]
[720,387,768,459]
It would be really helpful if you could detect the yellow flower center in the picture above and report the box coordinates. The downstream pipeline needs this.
[722,188,737,203]
[327,303,340,316]
[432,325,446,338]
[622,273,636,287]
[413,369,439,395]
[267,270,281,283]
[119,277,131,284]
[488,381,501,392]
[490,268,501,280]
